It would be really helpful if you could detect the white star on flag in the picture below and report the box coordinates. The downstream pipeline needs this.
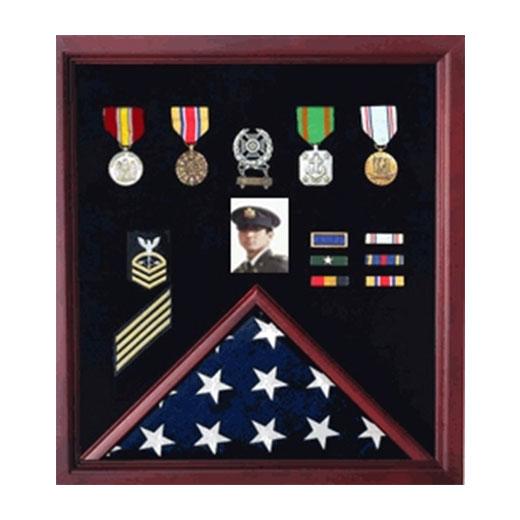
[139,424,175,456]
[358,416,386,449]
[106,445,122,457]
[304,416,339,449]
[306,366,335,398]
[253,318,284,349]
[323,256,333,265]
[250,419,286,452]
[194,421,231,455]
[158,389,177,409]
[216,335,235,353]
[196,369,233,404]
[251,367,287,400]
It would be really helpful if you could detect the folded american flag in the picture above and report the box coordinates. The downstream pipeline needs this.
[106,313,406,459]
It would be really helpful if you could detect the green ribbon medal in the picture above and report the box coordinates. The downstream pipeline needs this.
[296,106,335,186]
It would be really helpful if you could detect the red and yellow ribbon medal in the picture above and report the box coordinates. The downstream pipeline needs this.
[360,105,398,186]
[296,106,335,186]
[170,106,209,186]
[103,106,145,186]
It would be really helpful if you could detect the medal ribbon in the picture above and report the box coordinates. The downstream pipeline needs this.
[171,106,209,145]
[103,107,145,148]
[296,106,334,145]
[360,106,398,147]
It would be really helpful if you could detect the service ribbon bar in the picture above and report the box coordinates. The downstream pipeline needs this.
[310,275,350,287]
[103,106,145,148]
[360,106,398,147]
[171,106,209,145]
[310,255,348,266]
[365,233,404,245]
[297,106,335,145]
[365,254,404,266]
[310,232,348,248]
[365,275,405,288]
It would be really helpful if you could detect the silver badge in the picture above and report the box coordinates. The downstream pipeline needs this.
[299,145,333,186]
[108,150,144,187]
[233,128,273,189]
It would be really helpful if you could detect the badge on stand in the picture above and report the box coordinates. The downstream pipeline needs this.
[170,106,209,186]
[233,128,273,189]
[296,106,335,186]
[360,106,399,186]
[103,106,145,186]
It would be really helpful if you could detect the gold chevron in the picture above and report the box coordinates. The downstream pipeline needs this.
[116,307,172,359]
[114,288,172,374]
[116,300,172,352]
[116,310,171,363]
[115,317,172,373]
[115,289,171,342]
[131,275,168,290]
[132,266,167,282]
[131,252,167,275]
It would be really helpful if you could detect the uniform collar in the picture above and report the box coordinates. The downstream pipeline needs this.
[249,247,271,266]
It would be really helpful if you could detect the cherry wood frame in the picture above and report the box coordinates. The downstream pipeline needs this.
[56,36,464,484]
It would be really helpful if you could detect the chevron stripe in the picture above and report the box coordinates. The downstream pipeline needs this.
[117,307,171,359]
[114,288,172,374]
[132,267,167,282]
[131,274,168,290]
[116,317,171,374]
[132,266,167,279]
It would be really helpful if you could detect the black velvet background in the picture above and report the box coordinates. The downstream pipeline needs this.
[75,64,436,455]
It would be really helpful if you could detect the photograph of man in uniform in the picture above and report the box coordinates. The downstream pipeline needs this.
[231,205,289,274]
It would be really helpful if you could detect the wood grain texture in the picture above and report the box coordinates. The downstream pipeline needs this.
[56,35,464,484]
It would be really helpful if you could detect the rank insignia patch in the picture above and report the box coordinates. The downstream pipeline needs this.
[114,287,172,374]
[365,275,405,288]
[128,231,169,290]
[310,275,350,287]
[310,232,348,248]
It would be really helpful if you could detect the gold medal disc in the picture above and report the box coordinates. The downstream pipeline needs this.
[364,151,398,186]
[175,149,208,186]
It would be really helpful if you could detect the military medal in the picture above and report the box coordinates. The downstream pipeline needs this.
[233,128,273,189]
[296,106,334,186]
[360,106,399,186]
[103,106,145,186]
[171,106,209,186]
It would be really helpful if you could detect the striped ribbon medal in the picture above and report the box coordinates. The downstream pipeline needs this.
[360,105,399,186]
[171,106,209,186]
[296,106,335,186]
[103,107,145,186]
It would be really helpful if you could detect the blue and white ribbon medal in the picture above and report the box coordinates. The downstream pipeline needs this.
[360,105,399,186]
